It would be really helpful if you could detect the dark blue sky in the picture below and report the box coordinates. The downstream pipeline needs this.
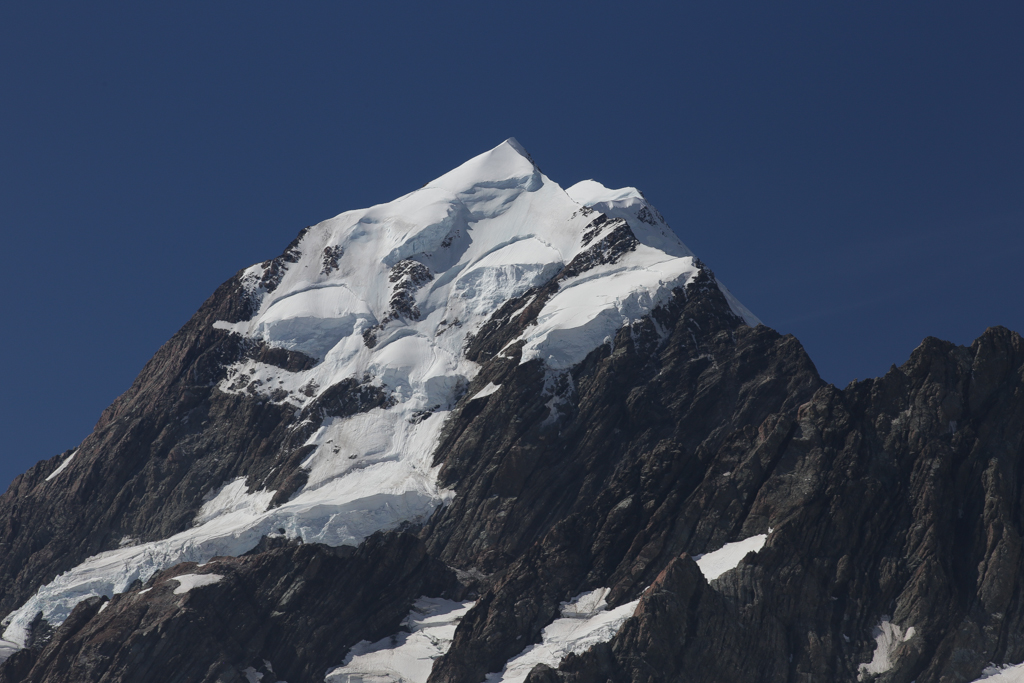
[2,2,1022,489]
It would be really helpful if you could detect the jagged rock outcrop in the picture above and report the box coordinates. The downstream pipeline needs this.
[523,326,1024,683]
[535,553,788,683]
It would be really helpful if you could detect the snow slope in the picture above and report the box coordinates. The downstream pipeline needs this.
[325,597,475,683]
[486,588,640,683]
[694,533,768,581]
[1,139,758,649]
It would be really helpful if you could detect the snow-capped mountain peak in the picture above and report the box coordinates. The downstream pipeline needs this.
[8,139,1015,683]
[1,139,757,651]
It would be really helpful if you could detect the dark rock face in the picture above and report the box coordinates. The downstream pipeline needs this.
[563,217,638,278]
[544,553,788,683]
[0,229,324,620]
[422,266,822,683]
[3,222,1024,683]
[300,377,395,423]
[518,327,1024,683]
[251,227,308,295]
[321,245,344,276]
[1,532,461,683]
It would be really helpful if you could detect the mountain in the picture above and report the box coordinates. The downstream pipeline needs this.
[1,140,1023,683]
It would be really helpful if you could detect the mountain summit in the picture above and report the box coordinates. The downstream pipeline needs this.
[2,142,1023,683]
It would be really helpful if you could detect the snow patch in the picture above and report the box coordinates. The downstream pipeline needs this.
[325,597,475,683]
[694,533,768,581]
[566,179,759,326]
[45,449,78,482]
[1,456,449,647]
[171,573,224,595]
[717,281,762,327]
[470,383,501,400]
[858,617,911,679]
[486,588,640,683]
[565,180,689,258]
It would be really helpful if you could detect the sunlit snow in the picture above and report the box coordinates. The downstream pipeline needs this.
[170,573,224,595]
[44,449,78,482]
[469,382,501,400]
[694,533,768,581]
[325,597,475,683]
[486,588,640,683]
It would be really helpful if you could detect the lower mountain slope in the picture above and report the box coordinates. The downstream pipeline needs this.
[540,326,1024,683]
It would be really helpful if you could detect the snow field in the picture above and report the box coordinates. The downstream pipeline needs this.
[469,383,501,400]
[480,529,775,683]
[1,451,449,646]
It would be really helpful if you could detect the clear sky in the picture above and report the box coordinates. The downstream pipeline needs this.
[1,2,1022,489]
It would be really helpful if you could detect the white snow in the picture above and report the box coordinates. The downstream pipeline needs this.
[470,383,502,400]
[325,597,475,683]
[694,533,768,581]
[194,477,276,526]
[518,253,699,370]
[564,180,759,328]
[857,617,913,679]
[45,449,78,482]
[3,138,760,648]
[170,573,224,595]
[0,638,18,664]
[0,453,449,647]
[486,588,639,683]
[977,663,1024,682]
